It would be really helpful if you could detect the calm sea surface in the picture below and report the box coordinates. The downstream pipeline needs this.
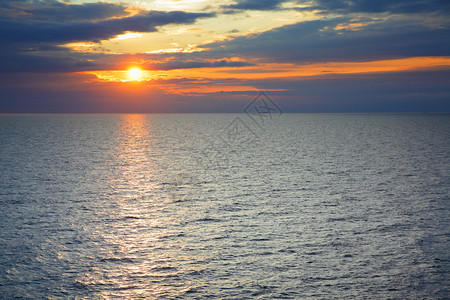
[0,113,449,299]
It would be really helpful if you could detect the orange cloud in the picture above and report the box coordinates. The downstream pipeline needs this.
[86,56,450,83]
[191,56,450,79]
[81,56,450,96]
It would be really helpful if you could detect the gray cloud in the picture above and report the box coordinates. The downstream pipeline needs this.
[146,59,254,70]
[201,18,450,63]
[309,0,450,14]
[224,0,284,11]
[0,52,97,73]
[0,0,130,21]
[224,0,450,14]
[0,11,214,44]
[0,50,254,73]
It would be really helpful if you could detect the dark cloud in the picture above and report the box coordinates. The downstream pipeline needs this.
[224,0,284,11]
[0,50,254,73]
[224,0,450,14]
[0,11,214,44]
[309,0,450,14]
[202,19,450,62]
[0,0,130,21]
[0,51,97,73]
[147,59,254,70]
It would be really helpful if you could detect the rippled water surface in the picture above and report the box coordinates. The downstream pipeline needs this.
[0,113,449,299]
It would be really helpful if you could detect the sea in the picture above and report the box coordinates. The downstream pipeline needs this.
[0,113,449,299]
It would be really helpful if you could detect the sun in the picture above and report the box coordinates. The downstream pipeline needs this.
[128,67,142,80]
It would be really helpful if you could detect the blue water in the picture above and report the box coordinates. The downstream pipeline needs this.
[0,113,449,299]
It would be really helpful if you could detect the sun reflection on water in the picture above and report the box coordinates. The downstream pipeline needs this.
[75,114,194,298]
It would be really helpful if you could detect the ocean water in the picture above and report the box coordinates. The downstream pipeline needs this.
[0,113,449,299]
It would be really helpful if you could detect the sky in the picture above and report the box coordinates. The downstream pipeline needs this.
[0,0,449,113]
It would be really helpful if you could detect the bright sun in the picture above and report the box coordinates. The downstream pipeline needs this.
[128,68,142,80]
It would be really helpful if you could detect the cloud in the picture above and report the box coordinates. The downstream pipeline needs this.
[0,51,97,73]
[0,0,130,21]
[309,0,450,14]
[201,18,450,63]
[0,11,214,44]
[224,0,285,11]
[0,49,254,73]
[224,0,450,14]
[146,58,254,70]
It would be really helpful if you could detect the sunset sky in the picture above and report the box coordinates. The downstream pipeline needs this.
[0,0,449,112]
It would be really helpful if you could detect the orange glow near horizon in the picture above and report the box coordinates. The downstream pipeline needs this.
[176,56,450,80]
[84,56,450,94]
[87,69,152,82]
